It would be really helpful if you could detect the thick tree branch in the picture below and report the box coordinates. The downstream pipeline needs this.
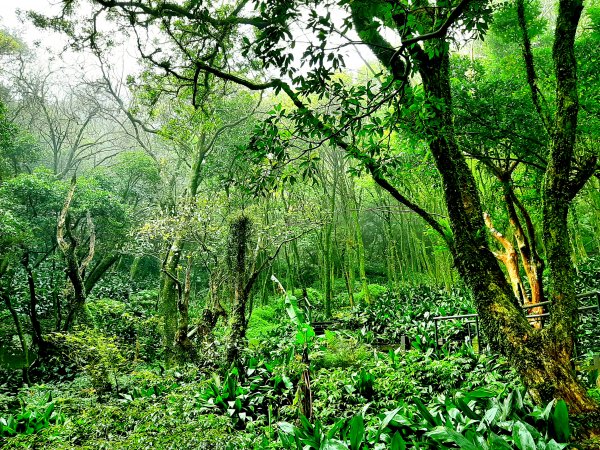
[516,0,553,135]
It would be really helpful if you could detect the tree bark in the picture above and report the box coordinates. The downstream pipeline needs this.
[226,216,252,364]
[84,254,120,295]
[57,179,95,330]
[21,250,45,348]
[159,238,182,362]
[175,257,193,351]
[197,271,227,338]
[484,213,527,306]
[503,183,544,310]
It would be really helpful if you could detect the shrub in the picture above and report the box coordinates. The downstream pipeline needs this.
[247,303,281,343]
[85,295,163,362]
[353,283,388,304]
[312,331,371,370]
[277,388,571,449]
[46,328,127,393]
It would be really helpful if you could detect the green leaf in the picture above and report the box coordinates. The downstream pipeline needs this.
[390,432,406,450]
[349,414,365,450]
[545,439,568,450]
[441,427,480,450]
[326,418,347,440]
[413,397,439,427]
[552,400,570,442]
[377,407,401,440]
[488,432,513,449]
[456,397,481,420]
[43,403,54,421]
[278,421,296,434]
[483,406,499,426]
[513,422,536,450]
[322,439,350,450]
[464,388,498,400]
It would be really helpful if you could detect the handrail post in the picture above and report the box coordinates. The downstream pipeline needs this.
[475,316,481,354]
[434,318,439,356]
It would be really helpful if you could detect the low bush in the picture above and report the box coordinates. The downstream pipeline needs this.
[45,328,127,393]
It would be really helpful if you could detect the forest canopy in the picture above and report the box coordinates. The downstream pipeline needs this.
[1,0,600,448]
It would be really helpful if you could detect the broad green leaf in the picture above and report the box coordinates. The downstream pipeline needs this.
[552,400,570,442]
[377,407,402,440]
[456,397,482,420]
[442,427,480,450]
[413,397,439,427]
[349,414,365,450]
[278,421,296,434]
[322,439,350,450]
[545,439,568,450]
[390,432,406,450]
[513,422,536,450]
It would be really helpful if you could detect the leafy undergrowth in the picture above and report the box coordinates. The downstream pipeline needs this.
[0,334,538,449]
[343,285,477,351]
[1,283,597,448]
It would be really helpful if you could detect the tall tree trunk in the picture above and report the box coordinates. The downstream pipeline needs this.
[57,180,95,331]
[417,41,594,412]
[503,183,545,309]
[198,271,227,338]
[0,260,30,383]
[175,257,193,352]
[350,0,596,412]
[21,250,45,348]
[352,200,370,304]
[84,254,120,295]
[159,238,183,362]
[227,216,252,363]
[323,175,338,317]
[484,213,528,306]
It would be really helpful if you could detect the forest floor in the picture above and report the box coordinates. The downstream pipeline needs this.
[1,284,600,449]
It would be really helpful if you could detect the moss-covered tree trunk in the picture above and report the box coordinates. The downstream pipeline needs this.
[174,257,193,352]
[198,270,227,338]
[57,180,95,331]
[323,165,338,317]
[418,47,594,413]
[21,250,45,349]
[159,238,182,362]
[226,216,252,364]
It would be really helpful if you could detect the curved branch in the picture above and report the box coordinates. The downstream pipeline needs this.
[366,163,450,244]
[390,0,473,68]
[516,0,553,135]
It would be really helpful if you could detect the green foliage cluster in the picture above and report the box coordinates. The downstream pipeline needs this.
[199,360,295,429]
[311,331,371,370]
[45,328,127,393]
[310,345,519,423]
[353,283,387,304]
[278,388,570,450]
[2,0,600,444]
[86,290,163,361]
[0,392,64,438]
[347,285,474,349]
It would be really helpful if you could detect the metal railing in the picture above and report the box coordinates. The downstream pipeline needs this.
[433,291,600,354]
